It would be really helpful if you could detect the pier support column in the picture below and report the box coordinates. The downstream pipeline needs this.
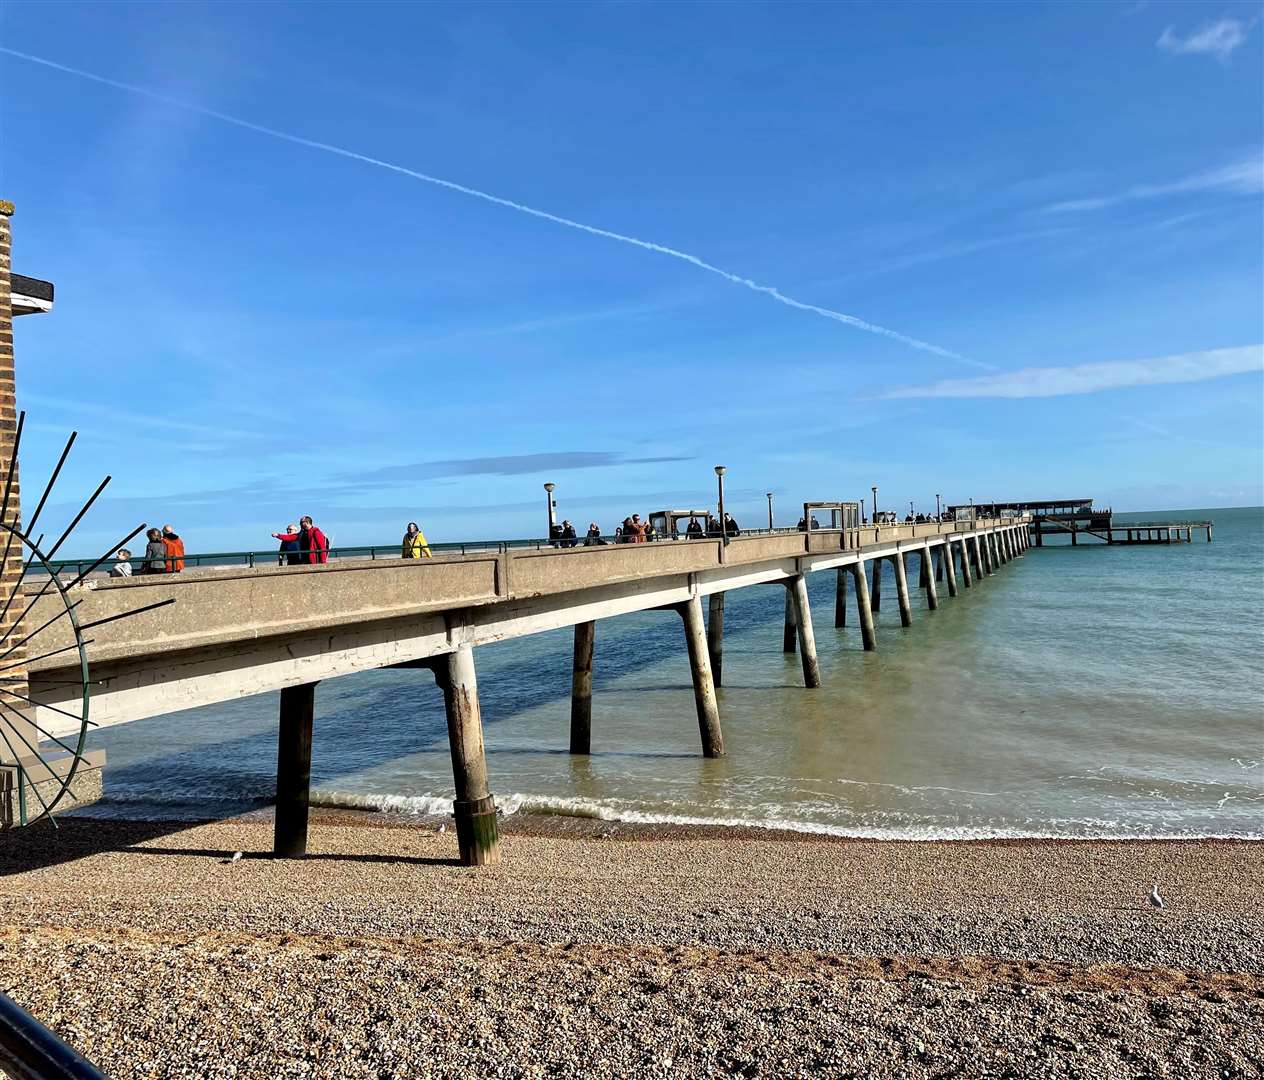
[439,647,501,866]
[918,551,930,590]
[782,588,797,653]
[852,562,877,651]
[923,550,939,611]
[935,550,945,582]
[788,576,821,688]
[943,544,959,597]
[894,553,913,627]
[834,566,847,628]
[274,681,317,858]
[870,558,883,612]
[707,593,725,687]
[678,596,725,758]
[569,621,595,755]
[1035,520,1043,547]
[981,535,994,575]
[958,539,972,588]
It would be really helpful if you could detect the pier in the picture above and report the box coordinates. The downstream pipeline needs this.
[951,500,1213,547]
[25,514,1032,865]
[0,204,1205,870]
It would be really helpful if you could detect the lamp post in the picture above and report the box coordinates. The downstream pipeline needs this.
[871,485,878,523]
[715,465,728,544]
[544,482,556,537]
[936,493,942,520]
[766,492,774,530]
[909,500,915,520]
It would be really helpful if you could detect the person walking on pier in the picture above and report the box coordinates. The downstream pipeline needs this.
[584,522,606,545]
[686,516,704,540]
[162,525,186,573]
[402,521,432,558]
[723,512,741,537]
[627,514,646,543]
[142,528,168,574]
[298,516,329,564]
[559,520,578,547]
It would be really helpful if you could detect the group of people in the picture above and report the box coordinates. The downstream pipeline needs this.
[110,525,185,577]
[550,512,742,547]
[271,517,333,566]
[271,518,430,565]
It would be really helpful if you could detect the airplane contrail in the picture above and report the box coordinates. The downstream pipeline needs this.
[1,46,988,369]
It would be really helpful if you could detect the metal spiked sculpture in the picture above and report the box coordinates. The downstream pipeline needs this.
[0,411,172,826]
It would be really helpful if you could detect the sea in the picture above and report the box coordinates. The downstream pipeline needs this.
[70,507,1263,840]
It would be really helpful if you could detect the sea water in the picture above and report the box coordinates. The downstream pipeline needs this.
[71,507,1264,839]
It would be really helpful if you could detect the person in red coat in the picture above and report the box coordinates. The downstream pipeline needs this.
[298,515,329,564]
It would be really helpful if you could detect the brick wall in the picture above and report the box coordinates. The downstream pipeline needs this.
[0,199,33,770]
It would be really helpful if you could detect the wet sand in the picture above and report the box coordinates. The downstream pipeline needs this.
[1,813,1260,1078]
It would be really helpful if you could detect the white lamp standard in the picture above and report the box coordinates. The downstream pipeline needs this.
[543,482,556,537]
[715,466,728,544]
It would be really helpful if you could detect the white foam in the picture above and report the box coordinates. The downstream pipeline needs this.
[308,789,1264,841]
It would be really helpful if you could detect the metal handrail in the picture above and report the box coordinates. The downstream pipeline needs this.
[33,517,1029,579]
[0,992,105,1080]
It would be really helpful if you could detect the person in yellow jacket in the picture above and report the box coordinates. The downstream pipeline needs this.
[402,521,432,558]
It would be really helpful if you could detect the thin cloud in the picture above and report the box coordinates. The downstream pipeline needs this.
[1043,153,1264,213]
[351,451,695,485]
[20,392,264,441]
[0,46,980,368]
[881,345,1263,400]
[1157,18,1254,62]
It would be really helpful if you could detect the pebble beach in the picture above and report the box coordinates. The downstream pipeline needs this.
[0,812,1260,1078]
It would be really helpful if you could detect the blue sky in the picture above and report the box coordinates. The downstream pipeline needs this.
[1,0,1261,555]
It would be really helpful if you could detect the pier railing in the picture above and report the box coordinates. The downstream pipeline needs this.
[37,518,1023,579]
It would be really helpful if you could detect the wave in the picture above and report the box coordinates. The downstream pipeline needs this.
[308,788,1264,842]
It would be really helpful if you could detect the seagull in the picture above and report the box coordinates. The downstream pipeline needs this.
[230,851,243,863]
[438,823,447,834]
[1148,884,1164,909]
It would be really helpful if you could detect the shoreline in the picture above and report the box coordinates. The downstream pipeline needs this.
[72,801,1264,845]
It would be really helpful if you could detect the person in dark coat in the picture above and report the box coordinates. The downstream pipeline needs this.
[273,523,302,566]
[723,513,741,537]
[560,520,578,548]
[142,528,167,574]
[686,517,704,540]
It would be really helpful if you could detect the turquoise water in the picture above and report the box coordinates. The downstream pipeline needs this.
[74,507,1263,838]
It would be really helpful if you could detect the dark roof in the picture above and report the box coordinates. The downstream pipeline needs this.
[11,274,54,302]
[946,499,1094,512]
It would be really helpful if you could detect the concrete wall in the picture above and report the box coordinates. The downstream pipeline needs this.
[510,539,719,596]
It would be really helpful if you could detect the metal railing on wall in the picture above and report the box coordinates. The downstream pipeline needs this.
[34,518,1027,580]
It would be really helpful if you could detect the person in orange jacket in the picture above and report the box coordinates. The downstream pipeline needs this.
[162,524,186,573]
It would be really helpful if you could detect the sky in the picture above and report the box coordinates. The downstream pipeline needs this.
[1,0,1261,556]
